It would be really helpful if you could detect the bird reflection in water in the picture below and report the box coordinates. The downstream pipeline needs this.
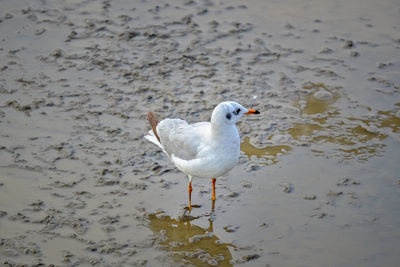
[147,205,235,266]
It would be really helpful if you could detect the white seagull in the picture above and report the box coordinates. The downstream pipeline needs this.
[145,101,260,209]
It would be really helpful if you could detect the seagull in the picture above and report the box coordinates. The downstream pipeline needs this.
[145,101,260,209]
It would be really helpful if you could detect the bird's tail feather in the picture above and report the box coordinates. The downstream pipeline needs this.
[147,111,160,142]
[145,112,171,159]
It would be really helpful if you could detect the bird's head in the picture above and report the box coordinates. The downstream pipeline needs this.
[211,101,260,126]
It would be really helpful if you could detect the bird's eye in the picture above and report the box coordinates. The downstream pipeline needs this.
[233,108,241,115]
[226,113,231,120]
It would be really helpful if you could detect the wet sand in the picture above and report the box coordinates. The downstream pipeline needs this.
[1,0,399,266]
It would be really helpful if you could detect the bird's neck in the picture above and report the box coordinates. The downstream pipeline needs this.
[211,123,239,141]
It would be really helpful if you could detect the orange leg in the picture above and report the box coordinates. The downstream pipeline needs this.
[188,181,193,210]
[212,178,216,201]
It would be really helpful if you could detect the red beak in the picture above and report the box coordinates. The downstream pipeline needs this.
[244,109,260,115]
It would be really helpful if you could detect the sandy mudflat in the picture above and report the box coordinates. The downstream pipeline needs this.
[0,0,399,266]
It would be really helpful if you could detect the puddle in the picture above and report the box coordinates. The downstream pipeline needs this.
[294,83,340,115]
[288,123,323,141]
[287,82,396,161]
[377,108,400,133]
[240,136,291,165]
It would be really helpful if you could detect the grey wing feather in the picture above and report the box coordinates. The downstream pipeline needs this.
[157,119,210,160]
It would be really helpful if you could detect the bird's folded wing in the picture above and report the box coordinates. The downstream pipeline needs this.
[157,119,210,160]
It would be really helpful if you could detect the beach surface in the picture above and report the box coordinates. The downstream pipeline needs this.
[1,0,399,266]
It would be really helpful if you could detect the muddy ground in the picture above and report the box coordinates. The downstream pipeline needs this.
[0,0,399,266]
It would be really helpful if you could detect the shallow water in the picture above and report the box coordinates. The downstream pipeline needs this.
[1,0,399,266]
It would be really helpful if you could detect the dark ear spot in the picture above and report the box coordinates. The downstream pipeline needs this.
[226,113,231,120]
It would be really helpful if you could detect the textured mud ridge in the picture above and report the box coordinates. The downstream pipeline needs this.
[1,0,399,266]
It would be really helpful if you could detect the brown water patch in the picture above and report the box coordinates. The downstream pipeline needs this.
[288,120,387,160]
[347,106,400,135]
[288,123,322,141]
[294,83,340,115]
[240,136,291,165]
[377,109,400,133]
[336,143,387,161]
[288,83,392,161]
[147,213,233,266]
[350,125,387,143]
